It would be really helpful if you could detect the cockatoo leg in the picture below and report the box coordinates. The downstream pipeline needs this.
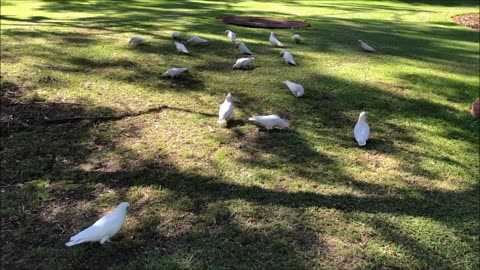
[100,237,111,244]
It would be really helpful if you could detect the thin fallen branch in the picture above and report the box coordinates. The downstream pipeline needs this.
[43,105,168,124]
[2,101,85,106]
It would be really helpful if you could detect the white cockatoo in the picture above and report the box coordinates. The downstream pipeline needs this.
[235,42,252,55]
[161,67,188,78]
[269,32,283,47]
[174,41,190,54]
[65,202,130,247]
[283,80,304,98]
[292,34,301,43]
[280,50,296,65]
[225,30,237,42]
[217,93,234,124]
[129,36,145,45]
[232,57,254,69]
[357,40,376,52]
[249,115,289,130]
[187,36,208,44]
[354,111,370,146]
[171,31,180,39]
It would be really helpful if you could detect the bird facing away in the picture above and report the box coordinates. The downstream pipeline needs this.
[354,111,370,146]
[217,93,234,124]
[357,40,376,52]
[249,115,289,130]
[280,50,296,65]
[65,202,130,247]
[128,36,145,45]
[235,42,253,55]
[187,36,209,44]
[174,41,190,54]
[161,67,188,78]
[171,31,180,39]
[292,34,302,44]
[269,32,284,47]
[225,30,237,42]
[232,57,254,69]
[283,80,304,98]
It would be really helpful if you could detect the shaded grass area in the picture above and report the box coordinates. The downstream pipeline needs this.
[1,0,479,269]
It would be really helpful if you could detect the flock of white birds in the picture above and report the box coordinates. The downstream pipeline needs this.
[66,28,375,247]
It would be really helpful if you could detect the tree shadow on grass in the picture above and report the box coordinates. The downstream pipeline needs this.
[1,1,479,269]
[1,101,478,269]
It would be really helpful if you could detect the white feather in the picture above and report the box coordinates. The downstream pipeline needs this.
[235,42,252,55]
[187,36,208,44]
[65,202,129,247]
[217,93,234,124]
[358,40,376,52]
[269,32,283,47]
[161,67,188,78]
[174,41,190,54]
[292,34,301,43]
[248,115,289,130]
[354,111,370,146]
[225,30,237,42]
[283,80,304,98]
[129,36,145,45]
[280,50,296,65]
[232,57,254,69]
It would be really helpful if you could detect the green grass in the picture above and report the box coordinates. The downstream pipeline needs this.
[1,0,479,269]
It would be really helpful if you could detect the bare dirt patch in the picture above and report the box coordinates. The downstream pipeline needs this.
[217,16,310,29]
[453,13,479,30]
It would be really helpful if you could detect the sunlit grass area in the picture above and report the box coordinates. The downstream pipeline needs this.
[1,0,479,269]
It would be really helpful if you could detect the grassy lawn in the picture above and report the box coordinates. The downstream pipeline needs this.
[1,0,479,269]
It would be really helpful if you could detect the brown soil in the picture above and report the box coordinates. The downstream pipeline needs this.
[452,13,479,30]
[216,16,310,29]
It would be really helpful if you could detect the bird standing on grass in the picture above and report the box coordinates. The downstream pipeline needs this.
[218,93,234,124]
[232,57,255,69]
[354,112,370,146]
[269,32,284,47]
[225,30,237,42]
[187,36,209,44]
[128,36,145,45]
[292,34,302,43]
[283,80,304,98]
[65,202,130,247]
[249,115,289,130]
[171,31,180,39]
[357,40,376,52]
[280,50,296,65]
[161,67,188,78]
[235,42,253,55]
[175,41,190,54]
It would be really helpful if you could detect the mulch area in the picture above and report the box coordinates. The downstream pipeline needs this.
[452,13,479,30]
[216,16,310,29]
